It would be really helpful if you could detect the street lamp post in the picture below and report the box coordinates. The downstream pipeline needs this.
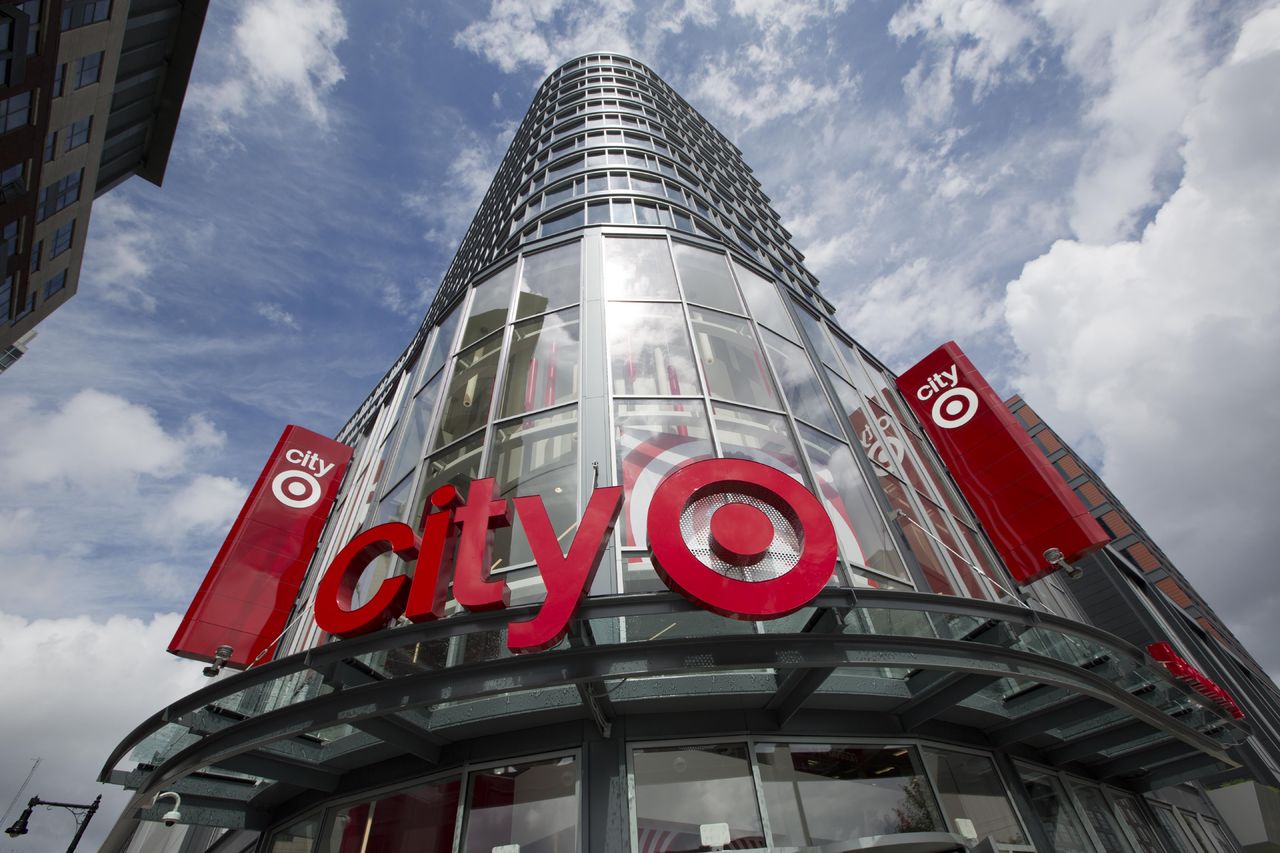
[4,794,102,852]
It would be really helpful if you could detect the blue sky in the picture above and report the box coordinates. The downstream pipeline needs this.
[2,0,1279,847]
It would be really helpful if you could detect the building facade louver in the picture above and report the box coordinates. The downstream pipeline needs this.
[101,54,1278,853]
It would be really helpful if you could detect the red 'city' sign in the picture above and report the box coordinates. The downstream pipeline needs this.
[314,459,838,652]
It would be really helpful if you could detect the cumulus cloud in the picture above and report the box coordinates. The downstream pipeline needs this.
[1005,7,1280,669]
[144,474,247,544]
[190,0,348,136]
[0,611,208,852]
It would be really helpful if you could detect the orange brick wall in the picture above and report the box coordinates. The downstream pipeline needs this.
[1156,577,1193,608]
[1126,542,1161,572]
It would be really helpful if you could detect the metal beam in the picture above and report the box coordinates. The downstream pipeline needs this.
[1137,754,1230,792]
[898,672,1001,730]
[349,716,441,764]
[986,695,1110,747]
[765,607,846,725]
[1096,740,1186,779]
[1047,719,1162,765]
[211,751,341,792]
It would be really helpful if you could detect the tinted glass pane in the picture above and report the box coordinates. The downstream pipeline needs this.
[409,433,484,530]
[462,757,579,852]
[614,399,713,548]
[1112,795,1167,853]
[516,241,580,318]
[460,265,515,348]
[799,424,911,583]
[712,403,805,482]
[633,744,764,851]
[1179,810,1217,853]
[603,237,678,299]
[270,817,318,853]
[385,374,442,489]
[1019,768,1095,852]
[435,335,503,448]
[607,301,700,396]
[923,748,1027,845]
[672,242,743,313]
[733,260,797,340]
[489,406,578,570]
[1074,785,1135,853]
[758,744,942,846]
[326,779,461,853]
[880,474,958,595]
[792,303,846,374]
[501,307,580,417]
[1152,803,1198,852]
[423,304,462,386]
[760,328,840,432]
[689,307,778,409]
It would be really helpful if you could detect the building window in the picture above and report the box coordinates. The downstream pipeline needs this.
[73,51,102,88]
[50,221,73,258]
[43,130,55,161]
[460,756,579,852]
[2,220,17,258]
[633,744,765,850]
[29,239,41,273]
[42,269,67,300]
[53,62,65,96]
[61,0,110,31]
[0,273,13,322]
[18,0,41,55]
[0,91,31,135]
[64,116,90,151]
[36,169,82,221]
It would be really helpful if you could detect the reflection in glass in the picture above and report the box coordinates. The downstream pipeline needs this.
[269,817,318,853]
[501,308,580,417]
[461,757,579,853]
[384,374,442,490]
[760,328,840,432]
[459,265,515,348]
[1152,803,1198,852]
[792,303,847,375]
[920,496,991,600]
[1201,818,1235,853]
[672,241,743,314]
[516,240,580,318]
[423,303,462,388]
[712,403,805,482]
[881,475,959,596]
[733,260,797,340]
[409,433,484,530]
[633,744,764,851]
[1112,795,1167,853]
[352,474,415,610]
[689,307,778,409]
[489,406,578,570]
[614,400,713,548]
[799,424,910,582]
[1178,809,1216,853]
[435,335,503,448]
[1018,767,1096,852]
[1073,785,1135,852]
[601,234,680,297]
[607,302,700,396]
[326,778,461,853]
[758,743,942,847]
[922,748,1027,845]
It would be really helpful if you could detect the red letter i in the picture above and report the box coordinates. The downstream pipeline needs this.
[405,485,461,622]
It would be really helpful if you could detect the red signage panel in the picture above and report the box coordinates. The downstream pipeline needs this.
[896,342,1108,585]
[1148,642,1245,719]
[170,425,352,668]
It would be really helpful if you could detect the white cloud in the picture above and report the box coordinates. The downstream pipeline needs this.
[255,301,301,331]
[1005,8,1280,670]
[144,475,247,544]
[0,611,208,852]
[189,0,348,136]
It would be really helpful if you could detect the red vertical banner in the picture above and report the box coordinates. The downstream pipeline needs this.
[895,342,1108,585]
[169,425,352,668]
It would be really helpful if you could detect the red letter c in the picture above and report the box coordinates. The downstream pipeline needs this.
[315,522,419,638]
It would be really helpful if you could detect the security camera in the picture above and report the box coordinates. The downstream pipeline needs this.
[202,645,234,677]
[151,791,182,828]
[1044,547,1084,579]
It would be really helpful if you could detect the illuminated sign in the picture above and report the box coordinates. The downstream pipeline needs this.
[170,425,353,669]
[1148,642,1245,720]
[897,342,1109,585]
[314,459,838,652]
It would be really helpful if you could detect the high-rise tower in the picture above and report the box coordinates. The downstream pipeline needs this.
[102,54,1276,853]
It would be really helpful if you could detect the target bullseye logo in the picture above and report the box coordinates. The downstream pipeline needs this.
[271,469,322,508]
[648,458,837,620]
[930,387,979,429]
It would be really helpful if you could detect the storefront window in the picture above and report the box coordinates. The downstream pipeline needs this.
[603,236,679,299]
[757,743,942,847]
[711,403,805,482]
[1151,802,1199,852]
[922,748,1028,846]
[516,241,580,318]
[614,399,713,547]
[269,817,319,853]
[1073,784,1135,853]
[1018,767,1096,852]
[732,260,797,341]
[461,757,579,852]
[760,328,840,433]
[327,778,461,853]
[1111,794,1167,853]
[1178,809,1218,853]
[488,406,578,570]
[500,307,580,417]
[607,301,700,396]
[1200,817,1235,853]
[689,307,778,409]
[880,476,960,596]
[435,334,503,448]
[460,265,515,348]
[632,744,765,851]
[672,241,743,314]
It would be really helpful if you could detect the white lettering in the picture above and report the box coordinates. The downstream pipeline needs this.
[285,448,305,464]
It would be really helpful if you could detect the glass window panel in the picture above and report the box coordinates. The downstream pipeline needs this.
[607,301,700,396]
[435,335,503,448]
[461,757,579,853]
[611,199,635,223]
[501,307,580,417]
[586,200,610,224]
[326,779,461,853]
[269,817,318,853]
[384,374,443,490]
[798,424,911,583]
[758,744,942,847]
[711,402,805,482]
[689,307,778,409]
[587,172,608,192]
[632,744,764,851]
[672,242,743,313]
[880,475,959,595]
[1201,818,1234,853]
[922,749,1027,846]
[614,399,713,548]
[920,496,991,600]
[460,265,515,348]
[1151,803,1199,852]
[1073,785,1135,853]
[1111,795,1167,853]
[603,237,678,299]
[732,260,797,341]
[544,179,574,208]
[409,433,485,531]
[1179,810,1217,853]
[1018,767,1096,852]
[423,304,462,388]
[634,200,661,225]
[792,303,847,376]
[488,406,578,571]
[759,328,840,432]
[516,241,580,318]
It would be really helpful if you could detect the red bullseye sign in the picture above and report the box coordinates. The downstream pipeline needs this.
[647,459,838,620]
